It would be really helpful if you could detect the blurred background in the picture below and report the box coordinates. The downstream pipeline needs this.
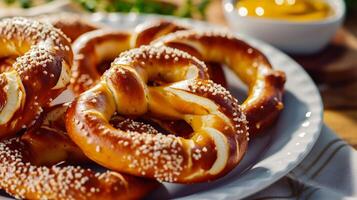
[0,0,356,148]
[1,0,356,19]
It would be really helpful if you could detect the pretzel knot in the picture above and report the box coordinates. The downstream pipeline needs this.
[66,46,249,183]
[0,17,73,138]
[154,30,286,135]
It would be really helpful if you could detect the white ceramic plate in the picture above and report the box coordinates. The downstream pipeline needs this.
[0,13,323,200]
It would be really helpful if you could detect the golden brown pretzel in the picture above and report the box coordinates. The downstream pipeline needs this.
[71,20,226,94]
[0,104,159,200]
[35,13,102,42]
[0,17,73,139]
[0,140,158,200]
[154,31,286,135]
[66,46,248,183]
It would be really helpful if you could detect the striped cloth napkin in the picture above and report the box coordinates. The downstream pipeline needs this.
[248,124,357,200]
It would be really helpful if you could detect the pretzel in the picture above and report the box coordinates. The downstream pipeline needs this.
[35,13,102,42]
[66,46,249,183]
[154,31,286,135]
[0,104,159,200]
[0,17,73,139]
[0,138,158,200]
[71,20,226,94]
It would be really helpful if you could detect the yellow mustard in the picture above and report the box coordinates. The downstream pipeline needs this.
[236,0,333,22]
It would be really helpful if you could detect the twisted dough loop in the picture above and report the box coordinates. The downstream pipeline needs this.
[71,21,187,94]
[0,17,73,138]
[71,20,226,94]
[154,31,286,135]
[0,104,158,200]
[66,46,248,183]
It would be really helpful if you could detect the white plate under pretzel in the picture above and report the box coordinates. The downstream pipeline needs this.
[0,13,323,200]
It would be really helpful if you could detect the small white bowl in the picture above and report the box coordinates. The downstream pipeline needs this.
[223,0,346,54]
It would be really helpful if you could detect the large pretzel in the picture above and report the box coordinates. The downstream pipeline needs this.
[66,46,248,183]
[154,31,286,135]
[71,21,226,94]
[0,104,159,200]
[0,17,73,139]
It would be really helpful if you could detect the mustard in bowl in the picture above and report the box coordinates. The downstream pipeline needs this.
[236,0,333,22]
[223,0,345,54]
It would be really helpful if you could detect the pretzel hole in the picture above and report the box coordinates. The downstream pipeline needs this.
[97,59,112,75]
[0,77,7,111]
[0,57,15,73]
[142,118,193,138]
[109,114,193,139]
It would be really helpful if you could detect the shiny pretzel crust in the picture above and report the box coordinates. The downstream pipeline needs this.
[71,20,226,94]
[0,17,73,138]
[154,30,286,135]
[0,138,158,200]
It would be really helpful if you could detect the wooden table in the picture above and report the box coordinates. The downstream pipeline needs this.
[207,0,357,149]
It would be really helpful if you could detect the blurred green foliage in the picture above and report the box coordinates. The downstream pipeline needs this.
[2,0,211,19]
[6,0,353,18]
[2,0,53,8]
[75,0,212,19]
